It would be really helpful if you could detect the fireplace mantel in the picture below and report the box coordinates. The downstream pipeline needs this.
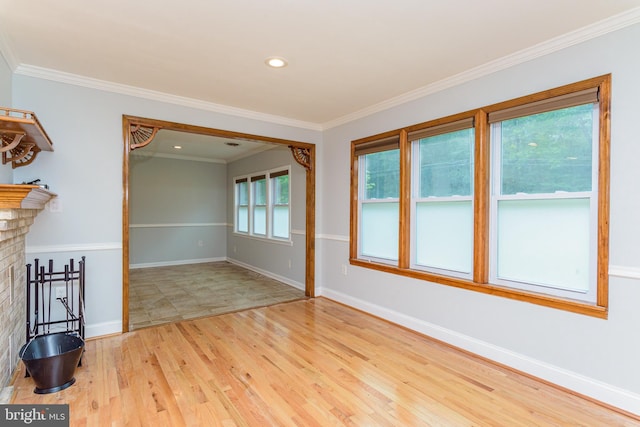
[0,184,56,210]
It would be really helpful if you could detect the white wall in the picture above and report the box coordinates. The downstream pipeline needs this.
[129,155,227,267]
[10,76,320,338]
[226,146,307,288]
[317,23,640,414]
[0,51,12,183]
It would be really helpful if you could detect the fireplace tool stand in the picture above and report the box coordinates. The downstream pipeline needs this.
[24,257,86,377]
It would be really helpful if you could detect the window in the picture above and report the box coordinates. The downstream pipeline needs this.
[489,96,598,302]
[350,75,610,317]
[235,178,249,233]
[234,167,291,241]
[410,119,475,278]
[271,170,290,239]
[251,175,267,235]
[354,135,400,264]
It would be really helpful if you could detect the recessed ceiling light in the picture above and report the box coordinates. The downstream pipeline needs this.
[265,57,288,68]
[173,145,182,149]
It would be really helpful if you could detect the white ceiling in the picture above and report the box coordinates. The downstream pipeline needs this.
[132,130,280,163]
[1,1,640,130]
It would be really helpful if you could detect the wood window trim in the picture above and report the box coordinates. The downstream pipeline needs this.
[270,169,289,178]
[349,74,611,319]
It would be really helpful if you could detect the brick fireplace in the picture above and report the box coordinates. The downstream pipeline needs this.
[0,185,55,390]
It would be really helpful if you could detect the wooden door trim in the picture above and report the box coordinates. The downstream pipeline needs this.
[122,115,316,332]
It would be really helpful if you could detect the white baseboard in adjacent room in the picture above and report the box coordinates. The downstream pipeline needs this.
[226,258,305,291]
[129,257,226,269]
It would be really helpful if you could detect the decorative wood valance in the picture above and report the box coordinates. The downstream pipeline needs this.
[129,124,160,150]
[289,146,312,171]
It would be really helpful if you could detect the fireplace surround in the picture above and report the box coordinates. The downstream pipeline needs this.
[0,185,55,389]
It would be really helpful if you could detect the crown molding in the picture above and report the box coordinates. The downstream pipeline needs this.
[226,143,277,163]
[0,42,18,72]
[321,7,640,130]
[0,17,19,71]
[130,138,277,164]
[13,64,323,131]
[130,150,227,164]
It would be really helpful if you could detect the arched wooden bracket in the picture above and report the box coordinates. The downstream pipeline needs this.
[0,107,53,168]
[2,140,40,169]
[129,124,160,150]
[289,146,312,171]
[0,132,25,153]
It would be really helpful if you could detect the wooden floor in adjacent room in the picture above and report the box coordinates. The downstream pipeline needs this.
[11,298,639,426]
[128,261,306,330]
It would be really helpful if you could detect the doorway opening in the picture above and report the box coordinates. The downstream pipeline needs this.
[122,115,315,332]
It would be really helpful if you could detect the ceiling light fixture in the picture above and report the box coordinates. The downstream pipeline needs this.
[265,57,288,68]
[173,145,182,149]
[225,142,240,147]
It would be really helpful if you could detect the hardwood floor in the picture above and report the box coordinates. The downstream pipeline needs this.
[11,298,639,426]
[128,261,306,330]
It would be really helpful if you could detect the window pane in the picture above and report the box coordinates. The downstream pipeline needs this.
[253,177,266,235]
[364,150,399,199]
[418,128,474,197]
[273,206,289,238]
[253,178,266,204]
[496,198,590,292]
[238,181,248,205]
[500,104,593,195]
[236,181,248,233]
[272,174,289,204]
[361,202,398,260]
[253,206,266,235]
[415,201,473,273]
[237,206,248,233]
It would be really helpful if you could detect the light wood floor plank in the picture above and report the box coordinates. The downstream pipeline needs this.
[10,298,639,426]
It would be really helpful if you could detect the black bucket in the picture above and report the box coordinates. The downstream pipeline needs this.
[19,333,84,394]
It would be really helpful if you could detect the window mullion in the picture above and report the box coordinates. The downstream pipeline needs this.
[399,130,410,269]
[266,174,271,238]
[473,110,489,284]
[488,120,500,284]
[249,178,254,235]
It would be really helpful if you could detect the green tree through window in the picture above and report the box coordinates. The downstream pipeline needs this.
[500,104,593,195]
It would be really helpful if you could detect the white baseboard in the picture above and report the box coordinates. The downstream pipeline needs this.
[85,320,122,339]
[129,257,226,269]
[319,288,640,416]
[226,258,305,291]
